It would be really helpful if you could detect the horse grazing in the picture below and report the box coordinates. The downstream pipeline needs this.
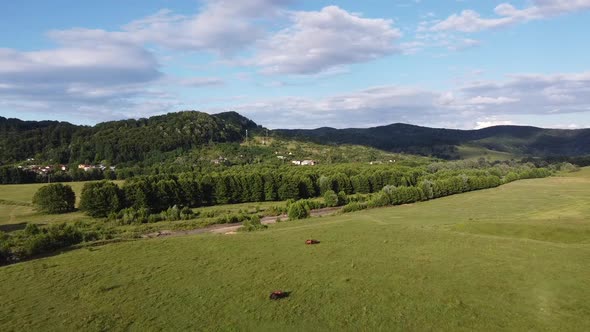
[269,291,290,300]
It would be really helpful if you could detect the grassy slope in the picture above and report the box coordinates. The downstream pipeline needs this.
[456,144,518,161]
[1,171,590,331]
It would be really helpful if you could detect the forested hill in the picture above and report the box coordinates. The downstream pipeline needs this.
[2,110,590,165]
[0,111,260,165]
[275,123,590,158]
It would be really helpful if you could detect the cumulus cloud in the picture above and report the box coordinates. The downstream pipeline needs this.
[209,71,590,129]
[0,36,166,121]
[432,0,590,32]
[49,3,400,75]
[431,10,515,32]
[0,30,197,123]
[249,6,402,74]
[210,85,439,128]
[50,0,291,56]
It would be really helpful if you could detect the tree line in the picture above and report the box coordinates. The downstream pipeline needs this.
[74,163,550,219]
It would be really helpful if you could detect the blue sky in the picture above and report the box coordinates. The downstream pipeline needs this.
[1,0,589,129]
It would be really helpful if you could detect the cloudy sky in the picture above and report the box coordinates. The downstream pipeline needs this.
[1,0,589,129]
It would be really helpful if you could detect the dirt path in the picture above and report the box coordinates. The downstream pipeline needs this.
[142,207,342,239]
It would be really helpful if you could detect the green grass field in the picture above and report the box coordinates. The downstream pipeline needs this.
[456,144,518,161]
[0,180,124,205]
[0,181,123,228]
[1,171,589,331]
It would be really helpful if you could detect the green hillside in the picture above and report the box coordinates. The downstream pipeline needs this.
[276,123,590,159]
[1,170,589,331]
[3,111,590,170]
[0,111,259,165]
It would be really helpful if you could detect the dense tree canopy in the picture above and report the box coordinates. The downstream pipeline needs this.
[32,184,76,214]
[79,181,124,218]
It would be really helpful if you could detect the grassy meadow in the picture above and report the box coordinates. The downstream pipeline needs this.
[1,170,590,330]
[0,181,123,229]
[456,144,518,161]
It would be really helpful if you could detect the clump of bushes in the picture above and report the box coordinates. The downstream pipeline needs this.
[324,190,349,207]
[337,191,348,206]
[32,183,76,214]
[342,202,368,213]
[160,205,195,221]
[2,223,85,264]
[367,192,390,208]
[109,205,198,225]
[264,205,287,216]
[239,215,267,232]
[288,201,311,220]
[323,190,339,207]
[1,222,122,266]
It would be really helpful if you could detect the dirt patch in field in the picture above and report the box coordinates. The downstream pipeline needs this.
[141,207,341,239]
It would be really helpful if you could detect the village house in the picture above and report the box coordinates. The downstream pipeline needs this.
[291,160,317,166]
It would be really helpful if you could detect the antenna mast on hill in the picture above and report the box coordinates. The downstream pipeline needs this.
[246,129,249,143]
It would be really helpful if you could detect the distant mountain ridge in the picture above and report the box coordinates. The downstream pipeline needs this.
[1,111,589,165]
[275,123,590,158]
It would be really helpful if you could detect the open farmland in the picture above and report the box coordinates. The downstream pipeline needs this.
[0,170,589,331]
[0,181,124,230]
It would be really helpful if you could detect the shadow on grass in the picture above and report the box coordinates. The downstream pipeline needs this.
[0,222,29,233]
[0,238,135,268]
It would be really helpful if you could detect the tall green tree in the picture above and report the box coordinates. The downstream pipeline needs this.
[79,181,123,218]
[32,184,76,214]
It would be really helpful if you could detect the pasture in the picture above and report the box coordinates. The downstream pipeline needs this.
[1,170,589,331]
[0,181,123,228]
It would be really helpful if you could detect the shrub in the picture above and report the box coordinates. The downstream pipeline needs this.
[342,202,368,213]
[32,184,76,214]
[180,207,194,220]
[239,215,267,232]
[147,214,162,223]
[24,223,41,236]
[304,199,326,210]
[367,192,390,208]
[337,191,348,206]
[323,190,338,207]
[161,205,182,221]
[288,201,310,220]
[265,205,286,216]
[22,223,83,257]
[79,181,123,218]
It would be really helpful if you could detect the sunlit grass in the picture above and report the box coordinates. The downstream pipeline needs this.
[1,173,590,330]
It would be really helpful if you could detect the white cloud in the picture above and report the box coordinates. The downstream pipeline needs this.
[0,33,172,122]
[249,6,402,74]
[432,0,590,32]
[50,0,292,56]
[464,96,519,105]
[209,85,440,128]
[208,71,590,129]
[474,118,515,129]
[431,10,515,32]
